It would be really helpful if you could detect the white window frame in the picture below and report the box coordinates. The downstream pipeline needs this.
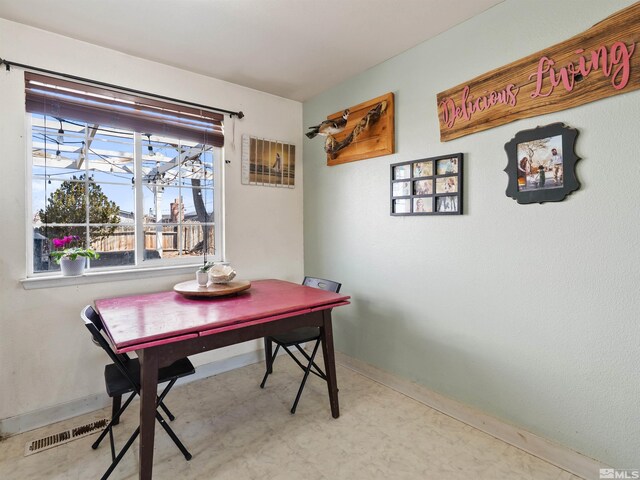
[24,114,224,281]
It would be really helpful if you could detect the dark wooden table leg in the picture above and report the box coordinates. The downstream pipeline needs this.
[264,337,273,374]
[320,309,340,418]
[138,348,159,480]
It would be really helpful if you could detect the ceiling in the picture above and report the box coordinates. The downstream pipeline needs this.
[0,0,503,101]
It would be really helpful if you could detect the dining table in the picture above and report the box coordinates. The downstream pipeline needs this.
[94,278,350,480]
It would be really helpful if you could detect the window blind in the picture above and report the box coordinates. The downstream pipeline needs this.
[25,72,224,146]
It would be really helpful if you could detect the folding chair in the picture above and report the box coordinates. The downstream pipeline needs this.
[81,306,195,480]
[260,277,341,414]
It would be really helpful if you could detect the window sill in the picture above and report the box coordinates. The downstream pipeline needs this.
[20,264,199,290]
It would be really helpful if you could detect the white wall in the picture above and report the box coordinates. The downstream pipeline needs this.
[0,19,303,423]
[303,0,640,468]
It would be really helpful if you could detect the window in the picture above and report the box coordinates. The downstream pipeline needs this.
[26,74,224,276]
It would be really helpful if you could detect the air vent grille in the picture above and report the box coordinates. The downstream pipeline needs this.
[24,418,108,456]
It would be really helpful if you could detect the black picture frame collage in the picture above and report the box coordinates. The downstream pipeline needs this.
[390,153,463,216]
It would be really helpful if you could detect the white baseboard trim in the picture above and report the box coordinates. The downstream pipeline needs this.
[0,393,112,441]
[0,349,267,439]
[335,352,608,480]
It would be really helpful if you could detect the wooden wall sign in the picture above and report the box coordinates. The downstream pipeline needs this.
[326,92,394,166]
[437,3,640,142]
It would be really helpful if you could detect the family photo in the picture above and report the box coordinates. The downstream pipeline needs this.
[393,181,410,197]
[414,161,433,177]
[436,157,458,175]
[436,176,457,194]
[516,134,563,192]
[394,164,411,180]
[413,197,433,213]
[414,179,433,195]
[437,196,458,212]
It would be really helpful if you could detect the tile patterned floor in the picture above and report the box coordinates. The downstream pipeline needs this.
[0,357,583,479]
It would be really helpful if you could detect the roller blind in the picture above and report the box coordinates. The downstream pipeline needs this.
[25,72,224,146]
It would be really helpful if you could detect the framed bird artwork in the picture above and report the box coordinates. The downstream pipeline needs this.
[306,92,395,166]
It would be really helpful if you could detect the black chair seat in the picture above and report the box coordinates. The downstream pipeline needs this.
[104,357,195,398]
[271,327,320,346]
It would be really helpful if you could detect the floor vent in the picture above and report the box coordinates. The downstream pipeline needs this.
[24,418,109,456]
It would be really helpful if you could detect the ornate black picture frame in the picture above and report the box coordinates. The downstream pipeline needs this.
[390,153,463,216]
[504,123,580,204]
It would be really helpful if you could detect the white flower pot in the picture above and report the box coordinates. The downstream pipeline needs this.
[60,257,86,276]
[196,270,209,286]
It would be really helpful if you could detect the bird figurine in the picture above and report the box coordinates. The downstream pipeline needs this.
[306,109,350,139]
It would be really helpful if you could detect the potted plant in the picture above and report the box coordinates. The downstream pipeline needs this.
[50,235,100,276]
[196,261,216,286]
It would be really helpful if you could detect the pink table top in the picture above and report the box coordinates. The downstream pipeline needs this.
[95,279,350,352]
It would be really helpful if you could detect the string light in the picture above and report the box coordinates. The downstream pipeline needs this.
[79,141,85,164]
[145,133,155,156]
[56,118,64,145]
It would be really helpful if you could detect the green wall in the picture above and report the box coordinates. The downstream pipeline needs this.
[303,0,640,467]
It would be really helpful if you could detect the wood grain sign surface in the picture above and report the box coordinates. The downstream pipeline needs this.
[437,2,640,142]
[326,92,394,166]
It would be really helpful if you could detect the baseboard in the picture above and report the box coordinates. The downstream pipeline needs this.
[335,352,608,480]
[0,349,267,439]
[0,393,112,441]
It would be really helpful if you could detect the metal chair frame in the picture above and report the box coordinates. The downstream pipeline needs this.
[81,306,193,480]
[260,277,341,413]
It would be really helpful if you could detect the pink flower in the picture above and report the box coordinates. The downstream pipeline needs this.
[52,235,79,249]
